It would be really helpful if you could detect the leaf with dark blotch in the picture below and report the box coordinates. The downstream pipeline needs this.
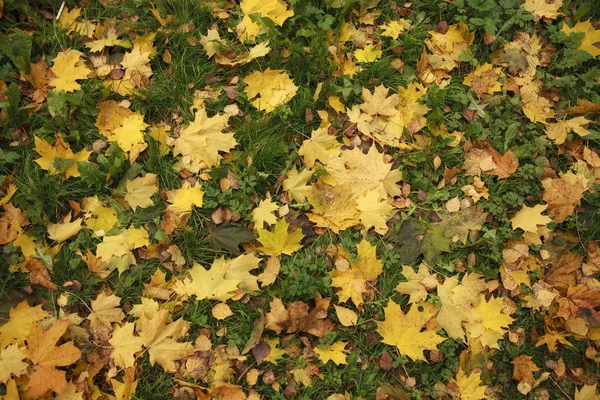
[207,224,255,254]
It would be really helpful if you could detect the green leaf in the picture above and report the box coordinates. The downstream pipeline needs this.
[207,224,255,255]
[386,208,488,265]
[0,31,31,73]
[78,162,107,187]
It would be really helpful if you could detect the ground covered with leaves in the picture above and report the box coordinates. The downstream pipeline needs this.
[1,0,600,398]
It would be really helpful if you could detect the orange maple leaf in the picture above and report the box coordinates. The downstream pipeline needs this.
[25,320,81,397]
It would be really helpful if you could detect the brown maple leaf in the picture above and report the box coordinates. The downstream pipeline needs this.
[488,148,519,178]
[25,320,81,397]
[542,171,587,223]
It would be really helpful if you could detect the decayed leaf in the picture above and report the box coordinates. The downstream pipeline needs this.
[25,320,81,397]
[542,171,587,223]
[512,355,540,385]
[377,300,445,361]
[307,182,360,233]
[212,303,234,320]
[463,63,504,98]
[257,219,304,256]
[258,256,280,287]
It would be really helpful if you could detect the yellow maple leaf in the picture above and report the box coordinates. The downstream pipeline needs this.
[563,20,600,58]
[298,127,341,168]
[360,85,400,117]
[82,196,119,236]
[436,273,487,340]
[166,181,204,214]
[128,297,160,319]
[464,294,514,349]
[262,337,286,364]
[283,167,313,203]
[334,305,358,327]
[174,260,241,301]
[87,292,125,329]
[521,0,562,20]
[326,146,402,198]
[57,6,81,32]
[239,0,294,41]
[50,49,92,93]
[0,301,48,348]
[380,19,410,39]
[545,116,591,144]
[135,309,195,372]
[109,322,143,369]
[329,239,382,307]
[47,212,83,243]
[307,182,360,233]
[575,384,600,400]
[110,368,138,400]
[243,68,298,113]
[169,102,237,171]
[0,344,27,383]
[356,187,394,234]
[125,174,158,210]
[354,44,382,63]
[314,341,348,365]
[510,204,553,233]
[219,253,261,292]
[451,369,488,400]
[377,300,445,361]
[34,135,91,178]
[252,197,279,229]
[257,219,304,256]
[106,114,149,155]
[395,263,437,304]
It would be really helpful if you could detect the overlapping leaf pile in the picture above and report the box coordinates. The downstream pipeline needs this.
[1,0,600,398]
